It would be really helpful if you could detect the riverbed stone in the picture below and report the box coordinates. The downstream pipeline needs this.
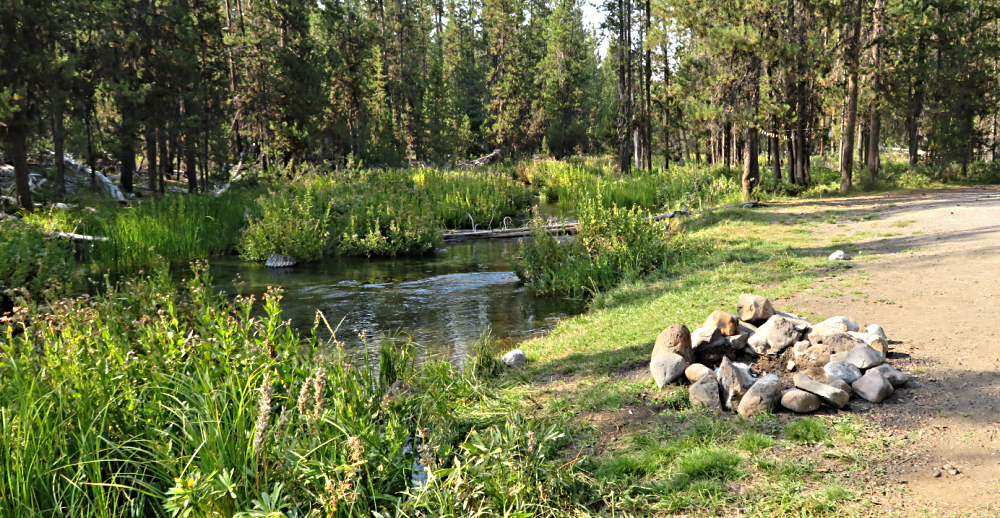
[653,324,695,364]
[738,374,782,418]
[689,374,722,411]
[704,310,739,336]
[852,369,894,403]
[867,324,888,342]
[845,344,885,370]
[685,363,715,383]
[502,349,526,367]
[793,373,850,408]
[718,357,756,410]
[747,315,800,356]
[781,388,822,413]
[871,364,909,387]
[650,353,689,388]
[818,316,860,333]
[824,361,862,384]
[737,294,776,324]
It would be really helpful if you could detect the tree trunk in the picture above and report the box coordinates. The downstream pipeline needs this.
[145,121,158,194]
[907,37,926,167]
[839,0,863,193]
[53,109,67,195]
[157,128,168,194]
[866,0,886,179]
[11,132,33,212]
[742,128,760,198]
[185,136,198,193]
[770,131,781,182]
[120,140,135,194]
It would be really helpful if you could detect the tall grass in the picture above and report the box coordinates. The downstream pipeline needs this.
[0,219,77,302]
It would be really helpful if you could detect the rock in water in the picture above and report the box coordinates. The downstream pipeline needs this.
[685,363,714,383]
[781,389,822,413]
[689,375,722,411]
[793,373,850,408]
[266,254,298,268]
[653,324,695,364]
[737,294,776,324]
[704,310,739,336]
[747,315,800,356]
[738,375,782,418]
[502,349,527,367]
[718,357,755,410]
[845,344,885,370]
[828,250,849,260]
[852,369,894,403]
[824,361,862,384]
[650,353,689,388]
[871,364,909,387]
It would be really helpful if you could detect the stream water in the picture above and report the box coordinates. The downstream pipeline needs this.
[208,235,584,364]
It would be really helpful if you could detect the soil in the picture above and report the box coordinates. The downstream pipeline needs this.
[771,185,1000,516]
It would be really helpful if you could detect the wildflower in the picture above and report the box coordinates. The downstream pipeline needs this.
[253,371,273,455]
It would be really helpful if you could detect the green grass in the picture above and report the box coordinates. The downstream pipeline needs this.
[890,219,917,227]
[784,417,829,444]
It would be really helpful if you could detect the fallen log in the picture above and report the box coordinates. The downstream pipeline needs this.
[457,149,502,170]
[52,232,108,243]
[442,208,689,241]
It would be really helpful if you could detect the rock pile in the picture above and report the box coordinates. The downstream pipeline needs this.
[649,293,908,417]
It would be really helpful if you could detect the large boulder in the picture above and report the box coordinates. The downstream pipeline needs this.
[793,373,850,409]
[871,364,909,387]
[689,374,722,411]
[738,375,783,418]
[653,324,695,364]
[651,353,689,388]
[718,357,755,410]
[685,363,714,383]
[737,294,775,324]
[852,369,894,403]
[817,316,860,333]
[747,315,800,356]
[844,344,885,370]
[824,361,862,384]
[781,389,822,413]
[704,310,739,336]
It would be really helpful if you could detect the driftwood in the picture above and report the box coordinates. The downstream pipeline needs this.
[442,208,689,241]
[457,149,502,170]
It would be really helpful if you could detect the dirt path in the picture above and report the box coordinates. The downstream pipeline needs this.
[769,186,1000,516]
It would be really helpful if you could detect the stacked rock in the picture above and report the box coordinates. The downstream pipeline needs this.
[649,293,909,417]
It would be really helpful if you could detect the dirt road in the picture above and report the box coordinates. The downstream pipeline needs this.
[771,186,1000,516]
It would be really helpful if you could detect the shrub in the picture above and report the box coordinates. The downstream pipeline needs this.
[338,203,438,257]
[239,186,335,261]
[0,219,76,302]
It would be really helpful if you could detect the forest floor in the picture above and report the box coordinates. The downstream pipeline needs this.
[778,185,1000,516]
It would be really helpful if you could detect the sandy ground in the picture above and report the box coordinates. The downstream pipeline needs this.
[771,186,1000,516]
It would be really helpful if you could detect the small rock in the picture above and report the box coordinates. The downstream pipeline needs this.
[266,253,298,268]
[653,324,695,364]
[685,363,715,383]
[689,374,722,411]
[866,324,888,342]
[747,315,801,356]
[704,310,739,336]
[865,334,889,355]
[824,361,862,384]
[775,311,811,326]
[825,376,853,395]
[793,373,851,408]
[813,332,865,354]
[786,360,797,372]
[691,326,727,352]
[845,344,886,370]
[933,469,942,478]
[871,364,909,387]
[650,353,689,388]
[738,374,783,418]
[781,388,822,413]
[718,357,756,410]
[726,333,749,350]
[792,340,812,359]
[502,349,527,367]
[817,316,861,333]
[737,294,776,324]
[851,369,894,403]
[828,250,849,260]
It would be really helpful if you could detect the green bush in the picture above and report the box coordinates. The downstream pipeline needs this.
[512,196,671,296]
[239,186,335,261]
[0,219,76,302]
[339,203,438,257]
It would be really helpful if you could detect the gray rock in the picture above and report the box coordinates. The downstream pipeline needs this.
[871,364,909,387]
[793,373,850,408]
[775,311,811,326]
[852,369,894,403]
[718,357,755,410]
[737,294,775,324]
[830,351,849,363]
[266,253,298,268]
[792,340,812,359]
[845,344,885,370]
[653,324,695,364]
[810,331,865,354]
[650,353,689,388]
[824,376,853,395]
[824,361,862,384]
[685,363,715,383]
[781,388,822,413]
[828,250,849,260]
[867,324,888,342]
[502,349,526,367]
[738,374,783,418]
[817,316,860,333]
[804,344,833,368]
[691,326,727,352]
[865,334,889,355]
[689,375,722,411]
[747,315,800,356]
[738,321,758,336]
[726,333,749,350]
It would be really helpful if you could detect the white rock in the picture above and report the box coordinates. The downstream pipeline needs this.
[866,324,888,342]
[502,349,527,367]
[824,361,862,384]
[828,250,849,260]
[650,353,689,388]
[818,316,860,333]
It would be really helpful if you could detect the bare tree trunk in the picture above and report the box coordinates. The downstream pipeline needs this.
[742,128,760,198]
[53,109,66,195]
[120,140,135,194]
[157,127,168,194]
[770,130,781,182]
[866,0,885,179]
[146,119,158,194]
[11,132,33,211]
[839,0,863,193]
[907,37,926,167]
[185,136,198,193]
